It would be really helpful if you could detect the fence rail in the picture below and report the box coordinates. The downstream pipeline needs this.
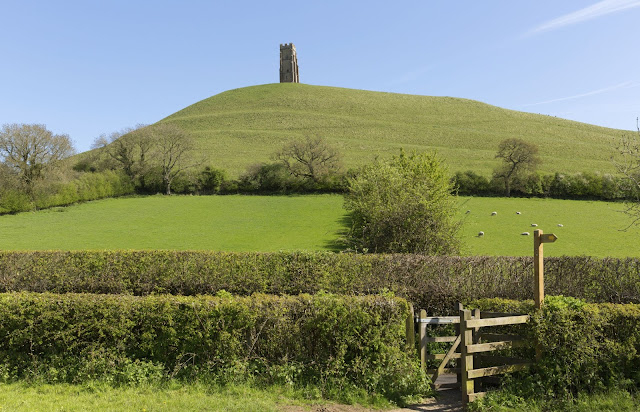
[411,304,533,407]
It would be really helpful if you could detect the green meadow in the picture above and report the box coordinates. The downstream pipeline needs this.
[0,194,637,257]
[0,195,346,252]
[76,83,630,178]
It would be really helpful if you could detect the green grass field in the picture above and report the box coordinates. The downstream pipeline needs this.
[0,194,638,257]
[0,383,321,412]
[0,195,346,252]
[152,83,627,177]
[458,196,640,257]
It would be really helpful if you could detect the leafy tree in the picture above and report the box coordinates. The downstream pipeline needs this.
[493,138,541,197]
[345,150,461,254]
[613,120,640,227]
[273,136,342,183]
[91,124,152,187]
[0,123,74,196]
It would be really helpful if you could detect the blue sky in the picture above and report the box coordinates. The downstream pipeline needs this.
[1,1,639,152]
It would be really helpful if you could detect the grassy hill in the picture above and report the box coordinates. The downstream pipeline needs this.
[152,83,627,176]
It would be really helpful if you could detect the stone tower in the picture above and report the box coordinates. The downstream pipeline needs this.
[279,43,299,83]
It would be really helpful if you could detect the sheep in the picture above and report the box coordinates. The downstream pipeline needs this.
[491,211,497,216]
[531,223,538,227]
[516,211,521,215]
[478,231,484,237]
[466,210,471,214]
[557,224,564,227]
[521,232,530,236]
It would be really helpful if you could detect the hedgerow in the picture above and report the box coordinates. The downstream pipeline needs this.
[0,291,428,403]
[468,297,640,406]
[1,251,639,314]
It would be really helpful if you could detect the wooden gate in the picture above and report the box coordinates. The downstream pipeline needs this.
[412,304,532,406]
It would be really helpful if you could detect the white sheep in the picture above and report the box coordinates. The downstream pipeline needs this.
[516,211,521,215]
[491,211,497,216]
[466,210,471,214]
[531,223,538,227]
[478,231,484,237]
[557,224,564,227]
[521,232,530,236]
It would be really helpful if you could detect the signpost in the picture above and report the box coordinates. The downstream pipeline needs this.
[534,229,557,310]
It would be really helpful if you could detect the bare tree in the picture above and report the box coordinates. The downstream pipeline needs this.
[0,123,74,195]
[493,138,541,197]
[613,119,640,227]
[273,136,342,182]
[147,123,197,195]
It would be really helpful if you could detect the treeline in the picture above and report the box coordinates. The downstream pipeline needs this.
[2,122,637,217]
[453,169,640,201]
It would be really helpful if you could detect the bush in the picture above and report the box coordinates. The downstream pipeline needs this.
[0,292,429,402]
[197,166,227,194]
[3,252,640,314]
[452,170,493,195]
[345,151,461,254]
[0,189,32,214]
[469,297,640,403]
[34,171,135,209]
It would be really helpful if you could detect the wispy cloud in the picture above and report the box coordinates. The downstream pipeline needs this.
[524,81,640,107]
[527,0,640,36]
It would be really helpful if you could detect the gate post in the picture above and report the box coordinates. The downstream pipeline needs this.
[460,308,474,406]
[454,302,463,385]
[406,304,415,351]
[419,309,427,369]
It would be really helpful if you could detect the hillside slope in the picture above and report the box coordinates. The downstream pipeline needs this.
[152,83,626,176]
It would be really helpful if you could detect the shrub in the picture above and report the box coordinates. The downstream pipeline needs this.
[3,252,640,314]
[345,151,461,254]
[468,297,640,402]
[197,166,227,194]
[452,170,492,195]
[0,189,32,214]
[0,292,429,402]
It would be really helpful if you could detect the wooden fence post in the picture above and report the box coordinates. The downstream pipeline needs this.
[534,229,544,310]
[406,304,415,351]
[454,302,463,385]
[419,309,427,369]
[460,308,474,406]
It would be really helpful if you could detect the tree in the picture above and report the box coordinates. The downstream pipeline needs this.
[613,119,640,227]
[273,136,342,183]
[91,124,152,185]
[493,138,541,197]
[0,123,74,195]
[146,123,197,195]
[344,150,461,254]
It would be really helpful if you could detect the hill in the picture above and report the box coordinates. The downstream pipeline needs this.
[151,83,627,177]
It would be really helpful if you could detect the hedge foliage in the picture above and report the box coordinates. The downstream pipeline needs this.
[1,251,640,314]
[469,297,640,401]
[0,291,428,401]
[453,169,637,201]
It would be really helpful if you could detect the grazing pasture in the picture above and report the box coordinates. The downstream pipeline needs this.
[458,197,640,257]
[0,195,346,252]
[0,194,637,257]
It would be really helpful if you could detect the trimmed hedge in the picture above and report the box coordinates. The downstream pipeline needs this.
[0,291,428,401]
[1,251,639,314]
[469,297,640,400]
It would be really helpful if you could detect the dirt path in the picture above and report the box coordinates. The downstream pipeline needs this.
[282,384,463,412]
